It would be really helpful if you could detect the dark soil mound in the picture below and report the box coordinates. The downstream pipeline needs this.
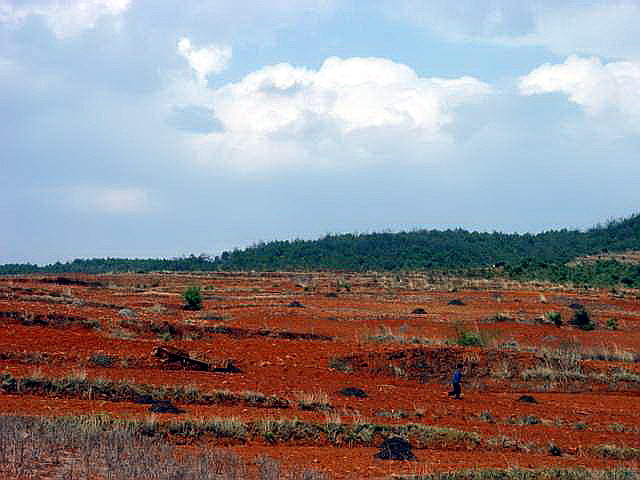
[339,387,367,398]
[148,401,183,414]
[374,436,416,461]
[40,277,103,288]
[411,308,427,314]
[448,299,465,306]
[135,394,156,404]
[287,301,305,308]
[517,395,538,403]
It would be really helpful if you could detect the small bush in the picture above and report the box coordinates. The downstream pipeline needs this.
[570,309,595,330]
[607,318,619,330]
[594,444,640,460]
[183,286,203,310]
[545,311,563,326]
[454,323,485,346]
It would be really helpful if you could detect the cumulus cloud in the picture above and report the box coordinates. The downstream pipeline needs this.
[520,55,640,131]
[390,0,640,59]
[0,0,131,38]
[59,186,153,214]
[177,37,232,84]
[176,56,491,169]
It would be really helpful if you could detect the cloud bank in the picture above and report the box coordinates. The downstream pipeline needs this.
[391,0,640,59]
[0,0,131,38]
[177,56,491,169]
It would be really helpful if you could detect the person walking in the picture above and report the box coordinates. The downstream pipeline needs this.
[448,363,463,399]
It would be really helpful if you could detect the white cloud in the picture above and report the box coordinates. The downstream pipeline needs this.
[520,55,640,131]
[527,2,640,59]
[0,0,131,38]
[390,1,640,59]
[60,186,153,214]
[177,56,491,169]
[177,37,232,84]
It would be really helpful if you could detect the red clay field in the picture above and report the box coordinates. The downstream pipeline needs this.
[1,271,640,479]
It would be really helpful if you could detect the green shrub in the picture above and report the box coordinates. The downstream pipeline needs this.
[607,318,619,330]
[182,286,202,310]
[545,311,563,326]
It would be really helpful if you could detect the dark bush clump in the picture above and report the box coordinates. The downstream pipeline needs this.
[517,395,538,404]
[374,436,416,461]
[339,387,367,398]
[149,401,184,414]
[570,309,596,330]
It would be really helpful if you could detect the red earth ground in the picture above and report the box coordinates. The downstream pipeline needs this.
[1,271,640,478]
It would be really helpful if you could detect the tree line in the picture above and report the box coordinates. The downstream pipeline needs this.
[2,213,640,288]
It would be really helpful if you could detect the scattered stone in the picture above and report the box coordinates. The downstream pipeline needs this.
[549,444,562,456]
[119,308,137,318]
[149,401,183,414]
[339,387,368,398]
[448,299,465,306]
[374,436,416,461]
[517,395,538,404]
[411,308,427,314]
[287,301,305,308]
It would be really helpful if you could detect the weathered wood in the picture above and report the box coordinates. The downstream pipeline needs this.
[152,345,211,371]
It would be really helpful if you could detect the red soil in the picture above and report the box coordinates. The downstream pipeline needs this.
[1,272,640,478]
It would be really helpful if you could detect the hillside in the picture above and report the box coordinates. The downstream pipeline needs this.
[213,214,640,271]
[2,213,640,278]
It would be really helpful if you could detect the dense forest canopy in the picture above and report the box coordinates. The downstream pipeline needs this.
[2,213,640,287]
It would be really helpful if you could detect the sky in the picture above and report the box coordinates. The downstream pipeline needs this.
[2,0,640,264]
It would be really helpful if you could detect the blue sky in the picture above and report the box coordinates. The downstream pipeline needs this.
[2,0,640,264]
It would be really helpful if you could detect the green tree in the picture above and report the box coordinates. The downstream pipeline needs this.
[183,286,202,310]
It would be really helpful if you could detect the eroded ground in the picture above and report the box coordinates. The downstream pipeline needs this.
[1,272,639,479]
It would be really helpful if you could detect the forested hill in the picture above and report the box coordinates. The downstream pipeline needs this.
[212,214,640,270]
[2,213,640,275]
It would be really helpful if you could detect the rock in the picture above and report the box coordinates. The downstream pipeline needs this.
[287,301,305,308]
[374,436,416,461]
[339,387,368,398]
[448,299,465,306]
[148,401,183,414]
[119,308,137,318]
[569,303,584,310]
[411,308,427,314]
[517,395,538,403]
[549,444,562,456]
[325,292,338,298]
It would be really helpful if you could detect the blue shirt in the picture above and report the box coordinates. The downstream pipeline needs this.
[452,370,462,383]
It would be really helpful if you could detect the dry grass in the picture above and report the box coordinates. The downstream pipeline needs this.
[0,415,327,479]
